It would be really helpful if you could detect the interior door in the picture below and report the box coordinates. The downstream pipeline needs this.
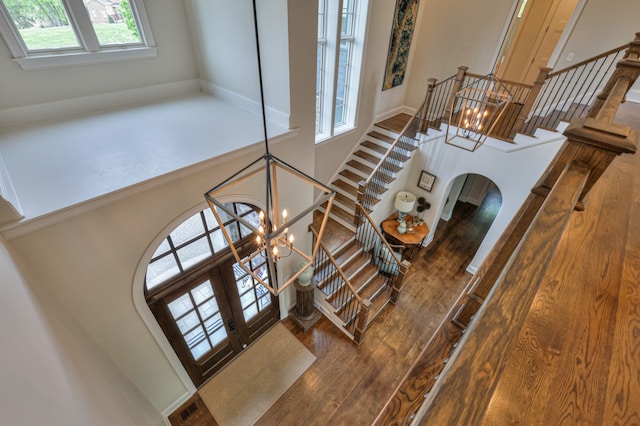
[495,0,579,84]
[150,251,279,387]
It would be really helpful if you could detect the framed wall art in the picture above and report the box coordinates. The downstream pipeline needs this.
[382,0,420,90]
[418,170,436,192]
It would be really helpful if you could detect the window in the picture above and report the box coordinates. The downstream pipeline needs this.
[0,0,156,70]
[316,0,368,142]
[145,203,262,292]
[144,203,280,386]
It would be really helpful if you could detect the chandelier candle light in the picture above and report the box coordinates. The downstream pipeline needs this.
[204,0,335,296]
[446,73,512,152]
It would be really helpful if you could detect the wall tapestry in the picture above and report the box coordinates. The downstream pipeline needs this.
[382,0,420,91]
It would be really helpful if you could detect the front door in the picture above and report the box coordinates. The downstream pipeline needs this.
[150,251,279,387]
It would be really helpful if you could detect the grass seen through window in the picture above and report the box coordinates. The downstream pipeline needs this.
[20,23,140,50]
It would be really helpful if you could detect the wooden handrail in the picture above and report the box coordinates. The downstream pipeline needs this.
[547,43,628,79]
[355,203,403,265]
[414,161,591,425]
[465,71,533,90]
[360,111,421,193]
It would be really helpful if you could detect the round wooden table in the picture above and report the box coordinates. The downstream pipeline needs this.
[381,213,429,260]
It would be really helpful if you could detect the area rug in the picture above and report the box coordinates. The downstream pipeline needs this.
[198,323,315,425]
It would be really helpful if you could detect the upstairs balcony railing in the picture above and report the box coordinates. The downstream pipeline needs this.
[418,33,640,143]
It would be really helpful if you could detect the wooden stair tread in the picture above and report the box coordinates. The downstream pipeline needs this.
[361,140,388,155]
[354,149,382,164]
[347,159,374,175]
[332,179,358,196]
[368,130,396,144]
[334,192,356,210]
[325,202,354,224]
[369,130,418,152]
[356,273,387,300]
[333,243,362,266]
[339,169,366,186]
[375,113,412,133]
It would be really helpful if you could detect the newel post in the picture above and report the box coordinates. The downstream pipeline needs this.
[588,32,640,118]
[353,299,372,344]
[390,260,411,303]
[419,77,438,134]
[444,66,469,124]
[510,66,552,138]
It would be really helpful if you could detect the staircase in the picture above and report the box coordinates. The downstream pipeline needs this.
[319,113,417,230]
[310,112,417,342]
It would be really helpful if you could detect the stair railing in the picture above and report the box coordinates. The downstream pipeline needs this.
[354,202,410,305]
[309,226,372,343]
[418,33,640,142]
[515,34,640,136]
[419,66,534,142]
[356,110,423,214]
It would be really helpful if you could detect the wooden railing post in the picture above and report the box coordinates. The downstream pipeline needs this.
[390,260,410,304]
[419,78,438,134]
[588,32,640,118]
[443,66,469,123]
[353,299,372,344]
[510,66,552,138]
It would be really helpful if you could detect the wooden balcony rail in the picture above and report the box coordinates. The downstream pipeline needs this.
[415,161,591,425]
[415,49,638,426]
[419,33,640,142]
[375,31,640,425]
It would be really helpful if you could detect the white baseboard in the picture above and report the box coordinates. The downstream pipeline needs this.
[0,80,200,128]
[199,80,290,130]
[373,105,417,124]
[161,390,194,425]
[466,264,478,274]
[626,89,640,104]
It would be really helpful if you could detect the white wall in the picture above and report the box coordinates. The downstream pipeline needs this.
[402,0,515,109]
[0,237,163,425]
[1,1,319,416]
[0,0,198,111]
[408,134,564,272]
[185,0,291,120]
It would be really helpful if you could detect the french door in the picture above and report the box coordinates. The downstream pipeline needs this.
[150,252,279,387]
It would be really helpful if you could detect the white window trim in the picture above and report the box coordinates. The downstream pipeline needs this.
[0,0,156,71]
[315,0,368,143]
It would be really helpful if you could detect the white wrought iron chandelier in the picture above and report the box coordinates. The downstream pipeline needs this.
[204,0,335,296]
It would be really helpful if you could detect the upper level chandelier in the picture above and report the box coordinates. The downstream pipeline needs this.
[204,0,335,296]
[446,73,512,151]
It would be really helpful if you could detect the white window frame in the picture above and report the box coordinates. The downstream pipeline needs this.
[316,0,368,143]
[0,0,156,71]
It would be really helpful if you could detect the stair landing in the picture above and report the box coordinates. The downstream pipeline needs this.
[376,113,412,134]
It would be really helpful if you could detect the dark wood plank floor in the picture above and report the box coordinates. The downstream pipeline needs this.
[256,190,501,425]
[478,101,640,424]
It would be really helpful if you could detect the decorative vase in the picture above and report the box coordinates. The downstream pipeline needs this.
[296,263,314,286]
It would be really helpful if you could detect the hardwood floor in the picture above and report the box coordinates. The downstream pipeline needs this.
[172,101,640,425]
[256,193,500,425]
[476,101,640,424]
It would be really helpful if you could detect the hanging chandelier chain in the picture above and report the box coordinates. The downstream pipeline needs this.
[251,0,270,157]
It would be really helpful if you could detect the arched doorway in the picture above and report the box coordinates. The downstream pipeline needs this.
[439,173,503,269]
[143,203,280,387]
